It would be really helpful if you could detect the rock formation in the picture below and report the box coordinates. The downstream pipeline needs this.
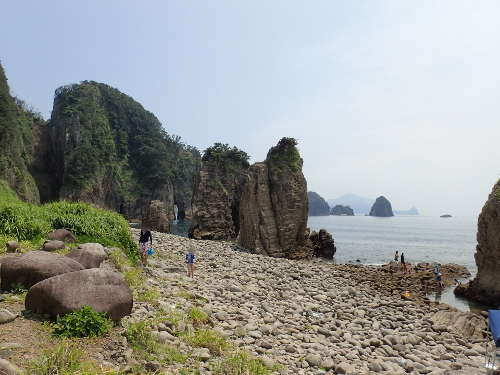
[369,196,394,217]
[309,229,336,258]
[189,143,249,240]
[238,138,311,259]
[331,205,354,216]
[455,181,500,306]
[307,191,330,216]
[0,62,45,203]
[0,251,84,290]
[25,268,133,320]
[66,243,107,269]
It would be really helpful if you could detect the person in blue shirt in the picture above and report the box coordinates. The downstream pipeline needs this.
[185,249,196,278]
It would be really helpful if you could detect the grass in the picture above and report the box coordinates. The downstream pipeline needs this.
[211,351,275,375]
[186,307,209,326]
[0,180,138,263]
[183,329,229,356]
[3,282,28,303]
[25,340,118,375]
[136,287,161,303]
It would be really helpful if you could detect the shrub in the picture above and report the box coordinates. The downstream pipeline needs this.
[52,306,111,338]
[211,351,274,375]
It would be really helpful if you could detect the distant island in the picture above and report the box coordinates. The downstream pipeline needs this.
[369,196,394,217]
[440,214,452,218]
[394,206,419,215]
[331,205,354,216]
[307,191,330,216]
[327,193,373,215]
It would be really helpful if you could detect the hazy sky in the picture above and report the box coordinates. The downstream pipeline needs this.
[2,1,499,216]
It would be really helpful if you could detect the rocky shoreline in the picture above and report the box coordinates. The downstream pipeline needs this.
[0,229,489,374]
[125,230,487,374]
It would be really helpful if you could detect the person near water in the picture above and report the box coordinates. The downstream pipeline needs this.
[185,248,196,278]
[394,250,399,262]
[400,252,407,273]
[138,226,152,266]
[434,264,444,288]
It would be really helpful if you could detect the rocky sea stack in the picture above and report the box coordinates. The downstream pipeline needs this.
[238,137,311,259]
[307,191,330,216]
[331,205,354,216]
[455,180,500,306]
[189,144,249,240]
[369,196,394,217]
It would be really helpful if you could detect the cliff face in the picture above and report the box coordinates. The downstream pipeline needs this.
[48,81,200,232]
[369,196,394,217]
[455,181,500,306]
[307,191,330,216]
[238,138,311,259]
[189,144,249,240]
[331,205,354,216]
[0,63,45,203]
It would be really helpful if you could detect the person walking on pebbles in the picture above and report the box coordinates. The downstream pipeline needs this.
[185,248,196,278]
[138,226,152,267]
[400,252,407,273]
[394,250,399,262]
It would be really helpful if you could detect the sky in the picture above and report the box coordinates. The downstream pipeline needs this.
[1,0,499,216]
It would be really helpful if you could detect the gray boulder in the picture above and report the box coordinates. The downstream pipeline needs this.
[47,229,76,243]
[25,269,133,321]
[0,251,84,290]
[42,240,65,252]
[66,243,107,269]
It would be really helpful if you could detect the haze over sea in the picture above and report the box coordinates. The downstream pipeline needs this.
[308,215,477,274]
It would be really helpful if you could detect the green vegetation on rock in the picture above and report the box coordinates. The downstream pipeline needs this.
[266,137,302,173]
[0,179,138,261]
[0,62,43,203]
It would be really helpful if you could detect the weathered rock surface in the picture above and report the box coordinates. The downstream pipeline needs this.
[0,309,16,324]
[47,229,76,243]
[309,229,336,258]
[455,181,500,306]
[238,138,310,259]
[0,251,84,290]
[307,191,330,216]
[369,196,394,217]
[189,144,249,240]
[65,243,107,269]
[141,199,171,233]
[25,269,133,320]
[428,310,486,339]
[330,204,354,216]
[41,240,65,251]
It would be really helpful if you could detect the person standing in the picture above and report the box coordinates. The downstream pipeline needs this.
[185,248,196,278]
[394,250,399,262]
[400,252,407,273]
[139,226,152,267]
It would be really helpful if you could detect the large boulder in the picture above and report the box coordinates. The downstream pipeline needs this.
[47,229,76,243]
[369,196,394,217]
[141,199,171,233]
[238,138,310,259]
[42,240,65,252]
[310,229,336,259]
[455,181,500,306]
[25,269,133,320]
[189,144,249,240]
[65,243,107,269]
[0,251,84,290]
[427,310,486,339]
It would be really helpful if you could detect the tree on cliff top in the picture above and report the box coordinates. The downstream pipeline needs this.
[266,137,302,172]
[202,143,250,168]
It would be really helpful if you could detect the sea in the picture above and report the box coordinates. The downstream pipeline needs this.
[308,215,486,312]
